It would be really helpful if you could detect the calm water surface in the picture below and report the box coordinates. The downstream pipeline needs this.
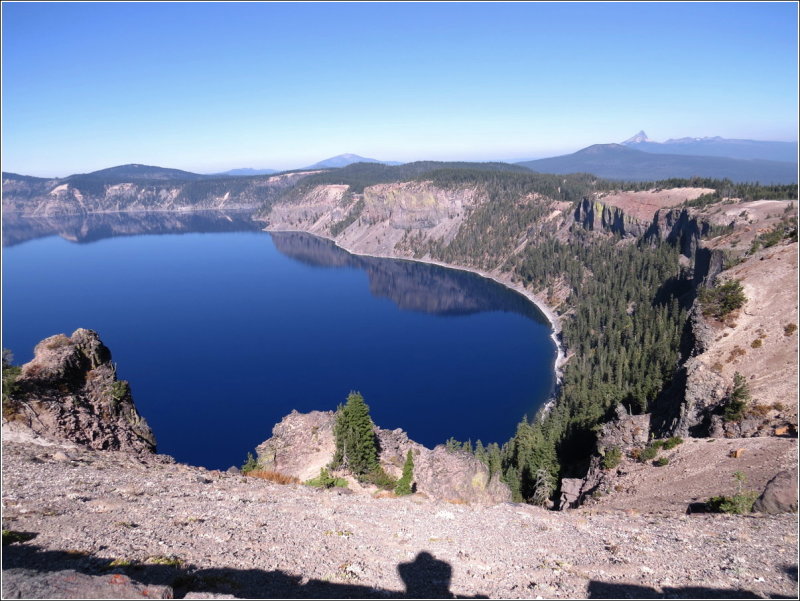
[2,212,556,469]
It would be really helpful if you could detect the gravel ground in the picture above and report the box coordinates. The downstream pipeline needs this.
[2,435,797,599]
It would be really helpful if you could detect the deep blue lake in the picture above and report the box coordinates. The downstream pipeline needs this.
[2,212,556,469]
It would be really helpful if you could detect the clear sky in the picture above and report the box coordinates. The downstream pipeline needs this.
[2,2,798,177]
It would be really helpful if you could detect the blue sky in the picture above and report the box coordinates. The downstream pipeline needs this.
[2,2,797,177]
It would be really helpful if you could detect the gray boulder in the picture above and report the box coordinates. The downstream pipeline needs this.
[753,471,798,514]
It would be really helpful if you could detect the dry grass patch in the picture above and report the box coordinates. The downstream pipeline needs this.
[245,470,300,485]
[727,346,746,363]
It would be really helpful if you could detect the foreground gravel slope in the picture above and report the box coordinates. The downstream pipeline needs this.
[2,434,797,599]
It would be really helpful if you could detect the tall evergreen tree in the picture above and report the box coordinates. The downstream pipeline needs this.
[330,391,379,476]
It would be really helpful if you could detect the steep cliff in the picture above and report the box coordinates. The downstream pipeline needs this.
[573,197,648,238]
[263,180,488,260]
[2,329,156,454]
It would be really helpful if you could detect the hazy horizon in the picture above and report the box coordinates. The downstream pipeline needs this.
[3,2,798,178]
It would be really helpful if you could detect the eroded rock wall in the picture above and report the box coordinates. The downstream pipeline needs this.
[3,329,156,454]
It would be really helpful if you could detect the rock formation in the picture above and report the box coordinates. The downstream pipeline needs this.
[1,171,313,216]
[256,409,511,504]
[3,329,156,454]
[753,470,798,514]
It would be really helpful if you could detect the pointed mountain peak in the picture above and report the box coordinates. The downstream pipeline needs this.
[622,130,650,144]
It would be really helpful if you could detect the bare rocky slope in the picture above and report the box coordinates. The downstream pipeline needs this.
[3,431,798,599]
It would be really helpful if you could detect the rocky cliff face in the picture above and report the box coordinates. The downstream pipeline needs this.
[3,329,156,454]
[573,198,649,238]
[263,180,488,260]
[1,171,313,216]
[256,410,511,505]
[644,207,711,258]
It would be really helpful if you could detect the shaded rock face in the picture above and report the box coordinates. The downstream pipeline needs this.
[753,471,798,514]
[644,208,710,259]
[669,357,728,438]
[559,406,650,510]
[596,405,651,453]
[574,198,649,238]
[256,410,511,504]
[4,329,156,454]
[651,305,726,438]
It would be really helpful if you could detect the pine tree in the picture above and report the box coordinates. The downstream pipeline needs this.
[330,391,379,476]
[394,449,415,495]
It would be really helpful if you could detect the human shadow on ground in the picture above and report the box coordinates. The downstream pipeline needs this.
[2,543,487,599]
[587,579,798,599]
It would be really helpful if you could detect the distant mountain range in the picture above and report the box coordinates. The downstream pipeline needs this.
[214,168,277,176]
[5,135,797,187]
[72,164,213,182]
[621,131,798,163]
[518,142,797,184]
[305,153,402,169]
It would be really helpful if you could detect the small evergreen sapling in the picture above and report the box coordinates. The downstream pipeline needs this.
[395,450,415,496]
[723,372,750,422]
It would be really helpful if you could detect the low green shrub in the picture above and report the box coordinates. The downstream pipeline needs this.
[662,437,684,450]
[109,380,129,402]
[602,447,622,470]
[305,468,348,489]
[655,457,669,467]
[361,466,396,490]
[707,491,758,514]
[241,452,259,474]
[708,471,758,514]
[638,444,659,463]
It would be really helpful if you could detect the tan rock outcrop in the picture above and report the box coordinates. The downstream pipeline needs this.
[3,329,156,454]
[256,409,511,504]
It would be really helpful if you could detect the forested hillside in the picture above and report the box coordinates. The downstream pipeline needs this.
[262,163,798,505]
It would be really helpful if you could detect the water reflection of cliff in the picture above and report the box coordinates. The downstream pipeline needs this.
[2,211,262,247]
[270,231,548,322]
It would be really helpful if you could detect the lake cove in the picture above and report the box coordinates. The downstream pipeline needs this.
[2,212,556,470]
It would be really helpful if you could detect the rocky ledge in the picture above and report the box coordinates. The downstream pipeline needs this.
[256,409,511,505]
[3,329,155,454]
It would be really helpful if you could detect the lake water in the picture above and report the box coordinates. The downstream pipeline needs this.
[2,212,556,469]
